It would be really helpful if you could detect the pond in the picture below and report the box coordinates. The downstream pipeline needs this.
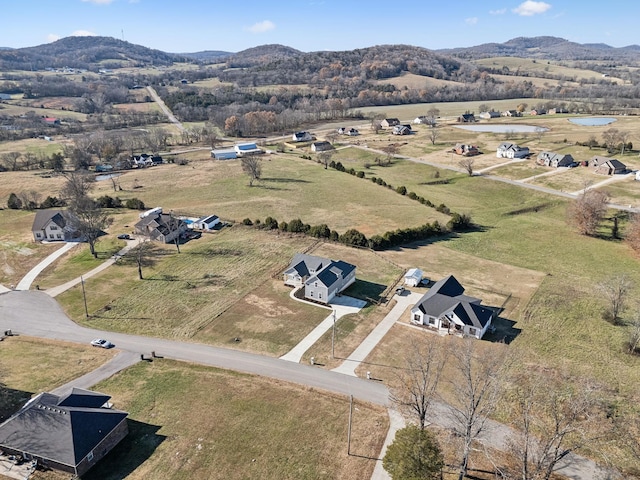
[95,173,122,182]
[568,117,617,126]
[454,125,549,133]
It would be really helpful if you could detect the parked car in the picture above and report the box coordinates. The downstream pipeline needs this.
[117,234,131,240]
[91,338,114,349]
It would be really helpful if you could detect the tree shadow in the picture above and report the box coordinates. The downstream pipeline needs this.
[483,315,521,344]
[262,177,310,183]
[0,386,34,423]
[83,419,166,480]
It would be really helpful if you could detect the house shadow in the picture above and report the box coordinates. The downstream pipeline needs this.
[483,315,521,344]
[0,386,34,423]
[83,419,166,480]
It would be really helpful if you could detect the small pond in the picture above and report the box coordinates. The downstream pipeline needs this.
[568,117,617,126]
[95,173,122,182]
[454,125,549,133]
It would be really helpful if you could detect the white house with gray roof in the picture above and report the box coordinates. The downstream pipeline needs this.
[284,254,356,304]
[410,275,494,339]
[32,209,77,242]
[496,142,530,159]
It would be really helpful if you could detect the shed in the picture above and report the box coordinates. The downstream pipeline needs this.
[311,141,333,152]
[404,268,423,287]
[211,148,237,160]
[193,214,220,230]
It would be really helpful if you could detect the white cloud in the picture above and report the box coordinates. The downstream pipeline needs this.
[465,17,478,25]
[72,30,97,37]
[512,1,551,16]
[47,33,61,43]
[490,8,507,15]
[81,0,114,4]
[246,20,276,34]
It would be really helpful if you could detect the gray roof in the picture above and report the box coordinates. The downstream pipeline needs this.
[607,159,626,169]
[413,275,490,327]
[197,214,219,224]
[308,260,356,289]
[32,209,66,231]
[0,388,127,468]
[284,253,331,278]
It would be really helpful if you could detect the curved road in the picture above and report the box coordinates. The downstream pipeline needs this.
[0,290,610,480]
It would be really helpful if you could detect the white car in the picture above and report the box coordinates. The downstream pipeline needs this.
[91,338,114,349]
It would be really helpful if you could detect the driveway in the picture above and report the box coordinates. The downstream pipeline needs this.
[14,242,78,291]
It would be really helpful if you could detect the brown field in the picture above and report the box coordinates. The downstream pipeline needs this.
[0,101,88,121]
[374,72,460,89]
[113,102,160,113]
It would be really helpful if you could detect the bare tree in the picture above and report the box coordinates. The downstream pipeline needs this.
[390,338,448,430]
[66,197,113,258]
[618,130,630,156]
[426,107,440,127]
[241,157,262,186]
[317,151,333,170]
[458,157,475,176]
[602,128,620,154]
[382,144,398,165]
[428,126,440,145]
[447,339,508,480]
[625,214,640,253]
[325,131,338,145]
[567,190,609,236]
[587,135,598,150]
[60,172,95,208]
[129,239,154,280]
[534,127,546,143]
[1,152,22,171]
[627,311,640,354]
[166,213,184,254]
[597,274,632,324]
[507,370,608,480]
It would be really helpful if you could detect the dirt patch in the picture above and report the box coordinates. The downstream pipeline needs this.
[243,293,295,317]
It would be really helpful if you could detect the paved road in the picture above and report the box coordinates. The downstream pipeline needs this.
[0,289,609,480]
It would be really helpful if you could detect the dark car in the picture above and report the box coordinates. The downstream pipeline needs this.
[117,234,131,240]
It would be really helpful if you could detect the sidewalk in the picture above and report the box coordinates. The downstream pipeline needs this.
[280,290,366,363]
[332,290,422,376]
[15,242,78,291]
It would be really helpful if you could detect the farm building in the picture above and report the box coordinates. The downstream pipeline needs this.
[457,113,476,123]
[404,268,423,287]
[42,117,60,126]
[0,388,128,477]
[311,141,333,152]
[496,142,530,159]
[235,143,263,156]
[478,111,500,119]
[193,214,220,230]
[381,118,400,128]
[284,254,356,304]
[410,275,494,339]
[211,148,237,160]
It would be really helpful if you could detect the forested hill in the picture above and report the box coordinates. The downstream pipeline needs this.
[0,36,189,71]
[438,36,640,62]
[218,44,467,86]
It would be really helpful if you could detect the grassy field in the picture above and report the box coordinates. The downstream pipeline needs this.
[0,137,65,157]
[59,360,388,480]
[0,335,116,420]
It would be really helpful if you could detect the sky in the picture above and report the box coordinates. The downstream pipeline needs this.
[2,0,640,53]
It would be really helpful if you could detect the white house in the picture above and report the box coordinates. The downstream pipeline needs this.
[311,141,333,152]
[31,210,77,242]
[496,142,530,159]
[284,254,356,304]
[410,275,494,339]
[292,131,313,142]
[193,215,220,231]
[404,268,423,287]
[234,143,263,156]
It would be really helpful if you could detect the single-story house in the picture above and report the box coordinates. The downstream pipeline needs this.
[404,268,423,287]
[134,212,188,243]
[0,388,128,477]
[346,128,359,136]
[458,113,476,123]
[32,210,77,242]
[536,151,575,168]
[478,111,500,119]
[392,124,411,135]
[381,118,400,128]
[292,131,313,142]
[496,142,530,159]
[453,144,480,156]
[595,159,627,175]
[410,275,495,339]
[529,109,547,116]
[502,110,522,117]
[311,141,333,152]
[193,214,220,230]
[284,253,356,304]
[234,142,263,156]
[42,117,60,126]
[211,148,237,160]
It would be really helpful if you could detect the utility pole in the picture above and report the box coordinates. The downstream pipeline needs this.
[331,310,336,358]
[81,275,88,318]
[347,395,353,456]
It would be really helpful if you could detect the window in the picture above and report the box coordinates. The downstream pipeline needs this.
[49,234,54,239]
[50,225,58,230]
[310,291,314,297]
[318,293,322,299]
[56,234,61,239]
[428,317,436,325]
[413,314,420,321]
[36,233,42,238]
[87,451,94,462]
[469,327,477,336]
[314,282,318,287]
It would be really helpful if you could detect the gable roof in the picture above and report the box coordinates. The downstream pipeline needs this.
[452,302,494,329]
[606,159,626,169]
[309,260,356,289]
[0,389,127,468]
[412,275,485,320]
[284,253,331,278]
[32,209,67,231]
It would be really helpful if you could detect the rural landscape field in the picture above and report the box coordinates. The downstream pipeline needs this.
[1,5,640,479]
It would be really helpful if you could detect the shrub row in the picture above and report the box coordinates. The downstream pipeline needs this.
[7,192,145,211]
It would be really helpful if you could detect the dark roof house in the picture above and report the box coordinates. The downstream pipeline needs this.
[0,388,128,476]
[284,254,356,304]
[134,212,187,244]
[32,209,77,242]
[410,275,494,339]
[595,158,626,175]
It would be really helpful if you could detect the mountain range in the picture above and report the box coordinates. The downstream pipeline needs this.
[1,35,639,71]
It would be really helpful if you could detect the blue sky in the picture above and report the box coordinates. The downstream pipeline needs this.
[2,0,639,53]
